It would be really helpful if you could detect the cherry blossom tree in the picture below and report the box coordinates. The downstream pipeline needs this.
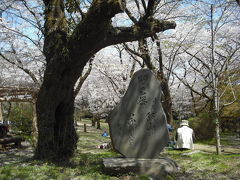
[31,0,176,161]
[76,47,131,128]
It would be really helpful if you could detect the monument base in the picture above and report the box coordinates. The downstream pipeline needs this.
[103,157,178,179]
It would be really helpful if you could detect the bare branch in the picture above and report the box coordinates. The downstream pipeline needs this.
[74,57,93,97]
[122,43,144,67]
[144,0,156,18]
[123,43,142,58]
[74,0,85,17]
[141,0,147,12]
[125,8,138,24]
[0,53,40,87]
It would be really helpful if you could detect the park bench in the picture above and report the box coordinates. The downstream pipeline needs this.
[0,136,25,148]
[0,124,25,149]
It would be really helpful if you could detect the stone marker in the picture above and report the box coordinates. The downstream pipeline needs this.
[108,69,169,158]
[103,158,178,179]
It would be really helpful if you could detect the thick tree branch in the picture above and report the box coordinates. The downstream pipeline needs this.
[107,18,176,45]
[69,0,126,62]
[69,0,175,67]
[138,38,156,72]
[153,34,164,74]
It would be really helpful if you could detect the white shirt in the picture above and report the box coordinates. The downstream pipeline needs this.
[176,126,194,149]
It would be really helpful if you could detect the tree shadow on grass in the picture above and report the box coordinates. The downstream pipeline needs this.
[0,144,34,167]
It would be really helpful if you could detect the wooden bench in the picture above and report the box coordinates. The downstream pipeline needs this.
[0,136,25,148]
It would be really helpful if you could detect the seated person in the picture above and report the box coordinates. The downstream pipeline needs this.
[102,130,109,137]
[96,142,111,149]
[167,123,174,132]
[175,120,195,150]
[167,123,175,149]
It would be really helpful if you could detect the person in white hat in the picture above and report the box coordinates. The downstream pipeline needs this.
[176,120,194,150]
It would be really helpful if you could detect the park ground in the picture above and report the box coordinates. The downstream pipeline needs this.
[0,119,239,180]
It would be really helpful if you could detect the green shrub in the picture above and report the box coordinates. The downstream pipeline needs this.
[8,102,33,136]
[189,112,215,140]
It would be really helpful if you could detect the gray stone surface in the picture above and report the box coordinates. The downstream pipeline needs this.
[109,69,169,158]
[103,157,178,179]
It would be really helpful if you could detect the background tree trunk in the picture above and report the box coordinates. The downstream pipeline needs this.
[97,118,101,129]
[157,74,173,124]
[137,38,173,124]
[92,117,96,127]
[0,102,3,123]
[84,124,87,133]
[31,101,38,147]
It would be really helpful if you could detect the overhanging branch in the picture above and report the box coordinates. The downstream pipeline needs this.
[107,18,176,45]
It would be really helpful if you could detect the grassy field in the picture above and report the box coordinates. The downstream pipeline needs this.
[0,119,239,180]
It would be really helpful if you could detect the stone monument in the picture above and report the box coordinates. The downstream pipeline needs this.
[108,68,169,158]
[103,69,178,179]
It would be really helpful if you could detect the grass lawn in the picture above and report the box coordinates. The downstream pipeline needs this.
[0,119,239,179]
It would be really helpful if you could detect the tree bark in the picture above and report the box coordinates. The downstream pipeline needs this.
[31,101,38,147]
[0,102,3,123]
[157,74,173,124]
[35,0,176,161]
[155,36,173,124]
[96,118,101,129]
[215,116,221,154]
[138,38,173,124]
[35,67,79,160]
[92,117,96,127]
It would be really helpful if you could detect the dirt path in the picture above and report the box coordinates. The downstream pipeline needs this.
[194,135,240,154]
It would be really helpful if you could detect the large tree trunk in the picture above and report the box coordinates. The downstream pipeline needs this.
[35,65,81,160]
